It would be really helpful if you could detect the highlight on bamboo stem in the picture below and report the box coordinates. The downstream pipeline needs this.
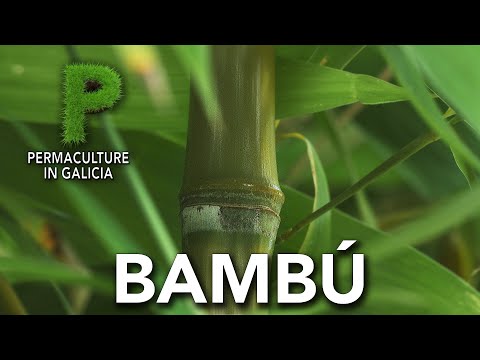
[179,45,284,313]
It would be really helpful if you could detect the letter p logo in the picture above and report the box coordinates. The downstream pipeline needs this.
[63,64,122,145]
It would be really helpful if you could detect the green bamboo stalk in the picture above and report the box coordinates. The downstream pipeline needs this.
[180,46,284,314]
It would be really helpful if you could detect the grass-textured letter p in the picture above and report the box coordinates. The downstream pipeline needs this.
[63,64,122,145]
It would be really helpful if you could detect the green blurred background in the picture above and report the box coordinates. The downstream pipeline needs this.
[0,45,479,314]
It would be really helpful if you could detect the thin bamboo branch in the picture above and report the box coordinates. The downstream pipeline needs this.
[278,116,463,244]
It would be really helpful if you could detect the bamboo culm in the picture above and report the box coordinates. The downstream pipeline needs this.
[180,46,284,313]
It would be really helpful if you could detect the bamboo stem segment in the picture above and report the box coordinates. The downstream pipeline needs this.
[180,46,284,313]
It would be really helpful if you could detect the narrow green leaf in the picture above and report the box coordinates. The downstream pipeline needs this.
[450,121,480,187]
[276,46,320,62]
[332,211,480,315]
[0,225,17,257]
[0,211,78,315]
[277,119,456,244]
[0,256,113,294]
[60,183,139,254]
[0,45,188,143]
[366,181,480,260]
[275,185,480,314]
[276,45,366,69]
[0,184,70,221]
[276,58,408,119]
[279,133,331,255]
[0,207,50,257]
[0,118,183,264]
[408,46,480,137]
[3,117,140,256]
[0,46,392,137]
[0,274,27,314]
[102,114,178,263]
[356,102,467,200]
[381,46,480,172]
[451,146,477,188]
[325,113,377,226]
[0,115,195,314]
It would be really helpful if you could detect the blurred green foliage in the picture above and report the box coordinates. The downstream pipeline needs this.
[0,45,479,314]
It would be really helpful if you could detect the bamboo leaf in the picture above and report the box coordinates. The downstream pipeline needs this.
[331,210,480,315]
[408,46,480,137]
[0,274,27,314]
[277,119,454,244]
[276,45,366,69]
[451,146,477,188]
[0,46,405,140]
[275,185,480,314]
[276,58,408,119]
[365,181,480,261]
[450,121,480,187]
[60,183,140,254]
[0,213,83,314]
[5,118,140,256]
[0,222,18,257]
[325,112,377,226]
[0,118,185,260]
[0,256,113,294]
[356,102,467,200]
[381,46,480,172]
[0,45,189,144]
[279,133,331,255]
[102,114,178,263]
